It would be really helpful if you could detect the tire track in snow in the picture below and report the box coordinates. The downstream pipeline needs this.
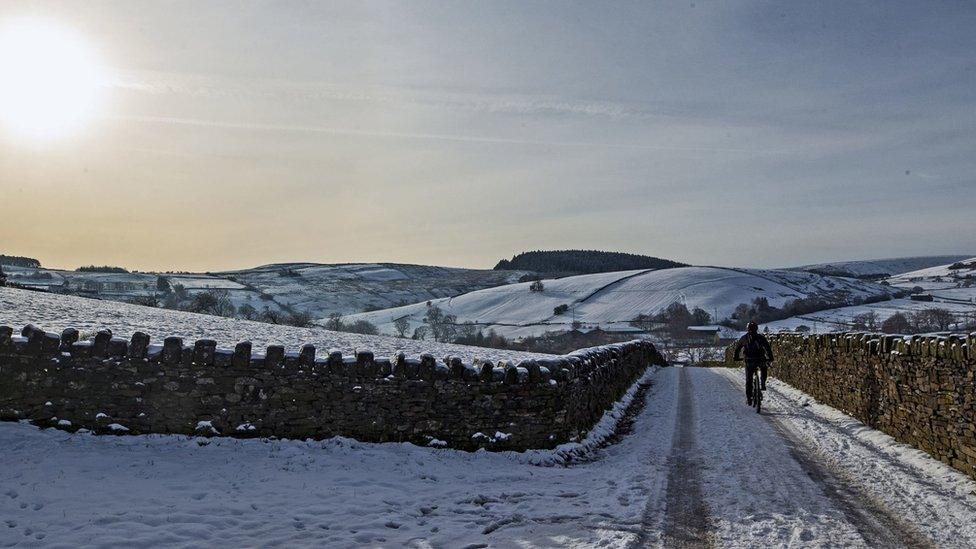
[765,415,934,549]
[721,370,934,548]
[633,366,713,548]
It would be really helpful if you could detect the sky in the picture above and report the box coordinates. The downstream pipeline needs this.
[0,0,974,272]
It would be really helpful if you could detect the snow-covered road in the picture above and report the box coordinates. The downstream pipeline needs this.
[2,367,975,548]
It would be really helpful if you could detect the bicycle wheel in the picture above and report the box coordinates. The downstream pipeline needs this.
[753,373,762,414]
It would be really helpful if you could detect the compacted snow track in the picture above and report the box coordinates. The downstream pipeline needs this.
[2,366,975,547]
[640,367,713,548]
[673,367,976,548]
[723,376,933,548]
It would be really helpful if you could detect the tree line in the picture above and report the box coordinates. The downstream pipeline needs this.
[0,255,41,268]
[494,249,686,275]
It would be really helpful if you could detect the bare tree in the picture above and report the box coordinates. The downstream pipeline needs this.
[882,312,910,334]
[345,320,379,335]
[261,307,285,324]
[851,311,878,331]
[287,310,314,327]
[393,317,410,338]
[238,303,258,320]
[324,312,343,331]
[423,305,458,342]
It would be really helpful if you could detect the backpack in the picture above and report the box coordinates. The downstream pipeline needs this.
[743,334,763,357]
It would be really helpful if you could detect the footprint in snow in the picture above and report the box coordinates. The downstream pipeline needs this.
[384,521,402,529]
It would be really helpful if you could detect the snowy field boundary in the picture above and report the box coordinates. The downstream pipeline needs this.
[0,322,665,451]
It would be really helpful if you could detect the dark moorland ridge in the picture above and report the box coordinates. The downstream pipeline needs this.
[494,249,687,275]
[0,255,41,268]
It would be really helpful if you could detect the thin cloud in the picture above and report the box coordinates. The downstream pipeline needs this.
[109,70,673,121]
[113,113,788,154]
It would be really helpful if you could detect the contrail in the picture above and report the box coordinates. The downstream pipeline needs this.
[112,114,789,155]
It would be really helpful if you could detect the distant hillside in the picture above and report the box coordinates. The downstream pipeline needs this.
[494,250,686,275]
[0,286,550,362]
[348,266,896,339]
[2,261,535,318]
[766,256,976,334]
[790,255,971,280]
[219,263,533,316]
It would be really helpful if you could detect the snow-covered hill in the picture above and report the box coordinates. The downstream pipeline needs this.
[885,256,976,290]
[0,262,532,318]
[0,287,550,363]
[762,297,976,333]
[346,266,897,338]
[765,256,976,333]
[222,262,530,317]
[790,255,972,279]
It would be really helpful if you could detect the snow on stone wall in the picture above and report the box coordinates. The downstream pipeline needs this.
[728,331,976,479]
[0,324,666,451]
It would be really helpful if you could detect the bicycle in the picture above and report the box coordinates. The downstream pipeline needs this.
[752,367,763,414]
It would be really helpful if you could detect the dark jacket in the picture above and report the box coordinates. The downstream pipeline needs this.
[733,332,773,362]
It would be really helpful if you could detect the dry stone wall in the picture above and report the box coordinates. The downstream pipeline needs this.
[0,324,665,451]
[728,332,976,479]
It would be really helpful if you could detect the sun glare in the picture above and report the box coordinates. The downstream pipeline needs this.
[0,18,106,140]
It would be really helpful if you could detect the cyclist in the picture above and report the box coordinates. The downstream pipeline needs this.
[733,321,773,406]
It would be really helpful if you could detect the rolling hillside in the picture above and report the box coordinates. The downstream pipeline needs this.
[766,256,976,333]
[345,266,897,338]
[222,263,530,316]
[0,262,532,318]
[0,287,549,362]
[790,255,971,279]
[886,256,976,290]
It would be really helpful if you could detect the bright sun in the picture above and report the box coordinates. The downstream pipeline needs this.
[0,18,106,140]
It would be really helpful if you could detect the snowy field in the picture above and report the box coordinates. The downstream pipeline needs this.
[789,255,971,279]
[885,256,976,305]
[0,287,550,363]
[886,256,976,285]
[0,262,531,318]
[347,266,895,338]
[226,263,531,317]
[2,367,974,547]
[762,297,976,333]
[766,256,976,333]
